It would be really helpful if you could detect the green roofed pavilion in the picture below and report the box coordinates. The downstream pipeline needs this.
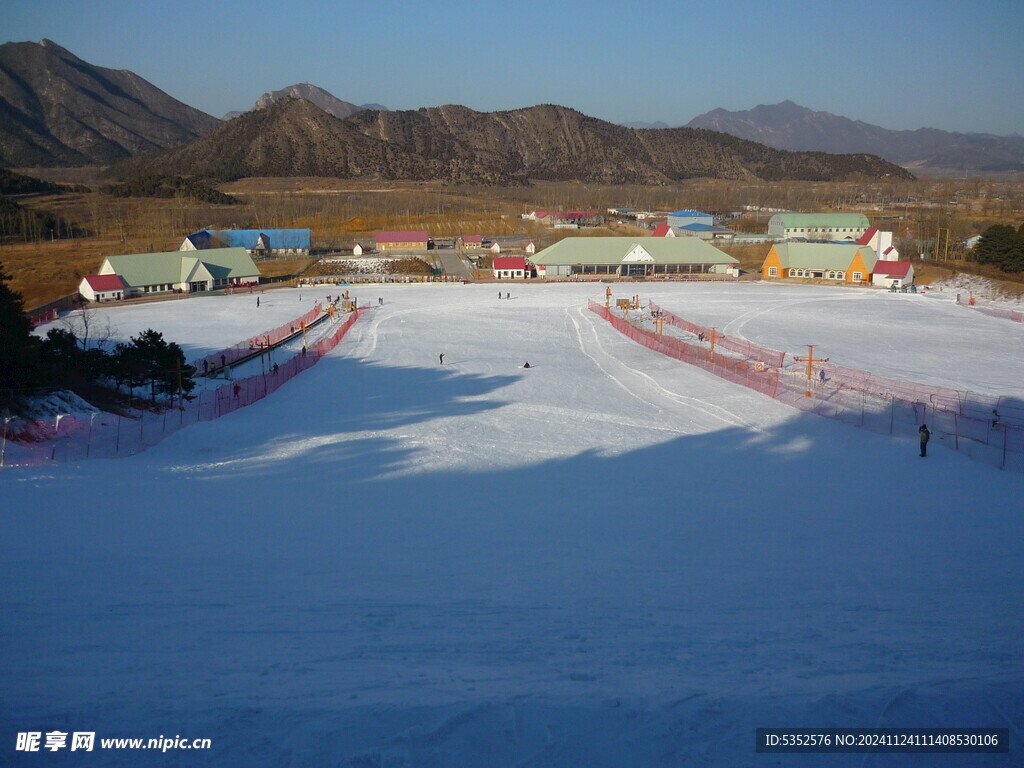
[531,237,738,277]
[95,247,259,297]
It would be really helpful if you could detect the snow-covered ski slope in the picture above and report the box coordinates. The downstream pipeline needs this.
[3,283,1022,767]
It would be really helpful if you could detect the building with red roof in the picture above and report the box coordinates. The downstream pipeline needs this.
[871,261,915,289]
[652,223,676,237]
[492,256,529,279]
[78,274,127,302]
[856,227,899,260]
[375,231,431,250]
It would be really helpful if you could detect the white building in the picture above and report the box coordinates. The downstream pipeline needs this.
[872,261,915,289]
[78,274,127,302]
[857,228,899,260]
[768,213,870,241]
[94,248,259,297]
[493,257,528,279]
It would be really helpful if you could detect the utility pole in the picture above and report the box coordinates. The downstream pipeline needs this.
[793,345,829,397]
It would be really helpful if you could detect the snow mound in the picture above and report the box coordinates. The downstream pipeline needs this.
[21,390,101,419]
[927,273,1024,306]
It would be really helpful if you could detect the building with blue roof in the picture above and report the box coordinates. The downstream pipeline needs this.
[668,210,713,229]
[676,223,735,242]
[180,229,311,258]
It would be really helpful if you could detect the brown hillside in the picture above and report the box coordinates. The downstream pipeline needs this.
[118,100,914,185]
[0,39,220,167]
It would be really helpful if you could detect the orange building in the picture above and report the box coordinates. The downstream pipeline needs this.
[761,243,877,284]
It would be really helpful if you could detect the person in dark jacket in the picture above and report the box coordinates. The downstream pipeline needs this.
[919,424,930,457]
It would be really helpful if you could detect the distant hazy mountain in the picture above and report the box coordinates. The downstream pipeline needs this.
[619,121,672,130]
[117,98,913,184]
[0,39,220,167]
[252,83,386,120]
[687,101,1024,172]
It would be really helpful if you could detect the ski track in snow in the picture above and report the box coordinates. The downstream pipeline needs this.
[567,305,759,433]
[721,291,864,341]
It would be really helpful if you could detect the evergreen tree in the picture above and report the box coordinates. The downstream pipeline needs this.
[118,329,195,404]
[0,262,39,397]
[974,224,1024,272]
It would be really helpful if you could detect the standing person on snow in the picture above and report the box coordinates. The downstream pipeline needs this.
[919,424,930,457]
[257,296,260,307]
[439,353,445,365]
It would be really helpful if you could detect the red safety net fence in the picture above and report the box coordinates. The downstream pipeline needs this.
[648,300,787,368]
[590,300,1024,472]
[588,301,781,398]
[1,310,363,467]
[193,303,324,371]
[28,309,59,328]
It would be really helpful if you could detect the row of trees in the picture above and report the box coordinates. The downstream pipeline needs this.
[102,175,238,205]
[973,223,1024,273]
[1,263,195,410]
[0,195,84,241]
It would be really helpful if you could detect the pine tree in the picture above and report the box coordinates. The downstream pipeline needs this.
[0,262,38,397]
[974,224,1024,272]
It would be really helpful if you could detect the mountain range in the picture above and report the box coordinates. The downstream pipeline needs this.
[2,39,913,183]
[686,101,1024,172]
[114,98,914,184]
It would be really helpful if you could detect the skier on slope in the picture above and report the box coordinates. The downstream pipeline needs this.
[919,424,930,457]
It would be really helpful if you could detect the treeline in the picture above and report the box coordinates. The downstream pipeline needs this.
[102,175,239,204]
[0,168,90,195]
[1,263,195,409]
[0,195,85,240]
[973,223,1024,272]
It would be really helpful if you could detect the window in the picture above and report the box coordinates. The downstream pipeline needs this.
[768,267,778,277]
[828,271,836,279]
[852,272,862,281]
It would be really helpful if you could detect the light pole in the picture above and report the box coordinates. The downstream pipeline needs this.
[85,412,97,459]
[51,414,66,461]
[1,416,12,466]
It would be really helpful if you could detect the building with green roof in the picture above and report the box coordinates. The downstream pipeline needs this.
[94,247,259,297]
[531,237,738,278]
[767,213,870,241]
[761,243,878,284]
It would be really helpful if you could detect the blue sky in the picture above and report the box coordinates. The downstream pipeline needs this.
[3,0,1022,135]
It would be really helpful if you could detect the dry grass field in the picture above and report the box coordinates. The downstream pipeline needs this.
[3,173,1023,309]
